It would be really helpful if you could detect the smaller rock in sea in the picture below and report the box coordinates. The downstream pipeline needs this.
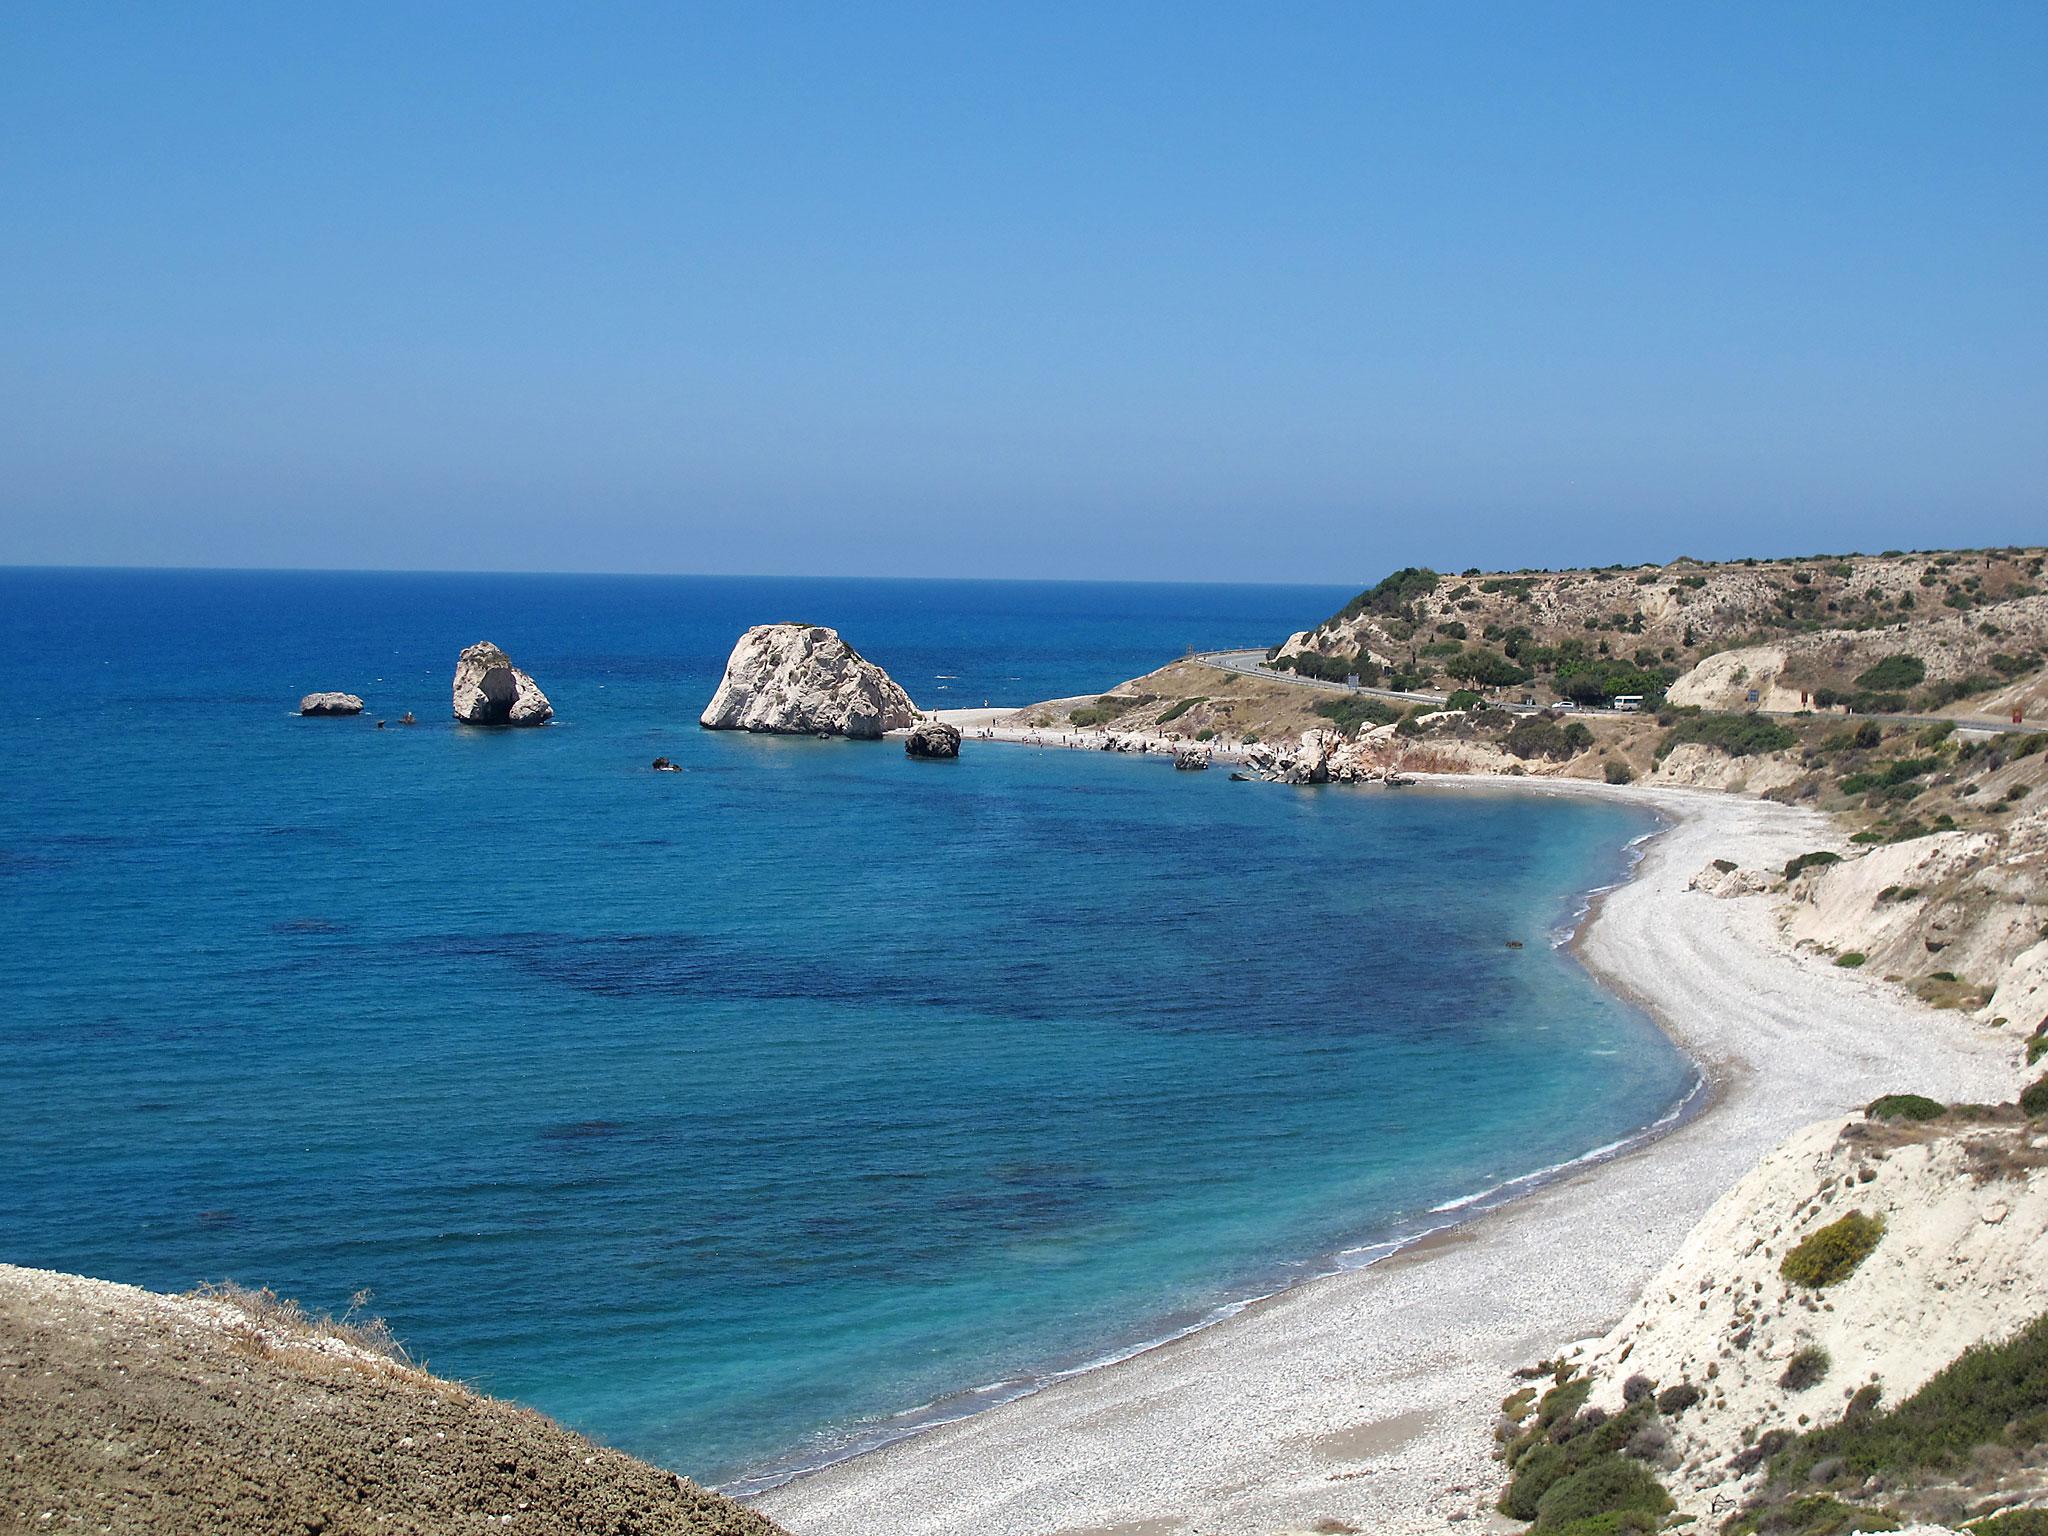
[905,720,961,759]
[299,692,365,716]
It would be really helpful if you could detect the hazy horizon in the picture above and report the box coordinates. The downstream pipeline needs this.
[5,5,2042,582]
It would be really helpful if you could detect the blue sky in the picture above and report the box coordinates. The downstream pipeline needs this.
[2,3,2042,582]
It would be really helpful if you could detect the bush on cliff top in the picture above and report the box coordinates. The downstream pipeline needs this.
[1333,566,1441,623]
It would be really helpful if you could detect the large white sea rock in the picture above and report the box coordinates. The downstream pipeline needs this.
[701,624,916,740]
[451,642,553,726]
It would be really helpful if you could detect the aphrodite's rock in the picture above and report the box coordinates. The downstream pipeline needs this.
[1173,746,1211,770]
[700,624,916,740]
[452,642,553,726]
[299,692,365,716]
[905,720,961,759]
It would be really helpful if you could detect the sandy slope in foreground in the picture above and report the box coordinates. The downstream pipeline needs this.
[758,782,2017,1536]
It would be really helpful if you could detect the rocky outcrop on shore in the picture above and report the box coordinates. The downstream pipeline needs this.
[452,642,553,726]
[905,720,961,758]
[700,624,916,739]
[1174,746,1211,770]
[298,692,365,716]
[1242,730,1383,785]
[0,1263,785,1536]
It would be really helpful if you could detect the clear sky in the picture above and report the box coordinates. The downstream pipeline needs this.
[2,3,2042,583]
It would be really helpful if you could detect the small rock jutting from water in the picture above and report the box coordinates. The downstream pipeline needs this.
[299,692,365,716]
[905,720,962,759]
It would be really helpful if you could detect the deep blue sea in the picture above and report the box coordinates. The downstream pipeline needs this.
[0,569,1693,1490]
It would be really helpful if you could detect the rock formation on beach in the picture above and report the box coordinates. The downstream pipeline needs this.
[905,719,961,758]
[1174,745,1211,770]
[700,624,916,739]
[298,692,364,716]
[451,642,553,726]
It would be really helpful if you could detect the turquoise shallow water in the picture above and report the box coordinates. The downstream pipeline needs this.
[0,570,1691,1488]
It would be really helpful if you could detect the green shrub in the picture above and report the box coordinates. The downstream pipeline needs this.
[1865,1094,1944,1122]
[1835,952,1867,968]
[1155,696,1206,725]
[1542,1511,1662,1536]
[1969,1511,2048,1536]
[1313,696,1400,735]
[1780,1346,1832,1392]
[1781,1212,1885,1288]
[1656,1381,1701,1415]
[1839,756,1939,796]
[1785,850,1843,880]
[1772,1311,2048,1485]
[1603,760,1634,785]
[1194,728,1215,742]
[2022,1074,2048,1118]
[1443,688,1485,712]
[1449,647,1533,689]
[1856,654,1927,691]
[1661,713,1798,759]
[1072,694,1153,728]
[1726,1495,1902,1535]
[1332,567,1441,623]
[1501,1440,1569,1519]
[1533,1454,1671,1530]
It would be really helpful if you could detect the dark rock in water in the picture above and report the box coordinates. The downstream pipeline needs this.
[1506,940,1525,949]
[1229,771,1252,782]
[299,692,365,716]
[905,720,962,759]
[452,642,552,726]
[652,756,680,772]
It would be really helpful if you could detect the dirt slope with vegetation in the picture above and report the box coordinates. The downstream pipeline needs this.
[1272,548,2048,715]
[0,1264,784,1536]
[1496,1097,2048,1536]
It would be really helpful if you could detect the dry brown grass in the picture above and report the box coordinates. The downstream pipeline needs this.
[189,1280,414,1369]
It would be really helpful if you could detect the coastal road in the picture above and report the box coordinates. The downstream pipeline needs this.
[1191,650,2038,735]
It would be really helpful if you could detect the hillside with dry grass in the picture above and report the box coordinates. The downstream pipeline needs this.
[0,1264,785,1536]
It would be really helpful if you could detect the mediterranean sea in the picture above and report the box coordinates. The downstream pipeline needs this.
[0,569,1692,1489]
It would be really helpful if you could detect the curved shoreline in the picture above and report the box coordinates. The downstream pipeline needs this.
[757,774,2014,1536]
[727,784,1700,1500]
